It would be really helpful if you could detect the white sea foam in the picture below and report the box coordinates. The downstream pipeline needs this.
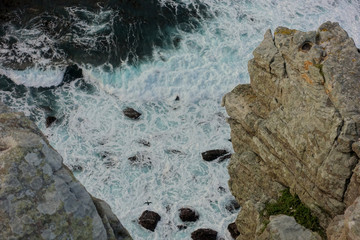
[1,0,360,239]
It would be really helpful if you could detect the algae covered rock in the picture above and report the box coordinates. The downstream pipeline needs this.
[0,102,132,240]
[223,21,360,239]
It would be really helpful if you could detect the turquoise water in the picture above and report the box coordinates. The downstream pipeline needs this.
[1,0,360,239]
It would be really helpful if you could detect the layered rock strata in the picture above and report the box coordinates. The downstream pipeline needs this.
[223,22,360,239]
[0,102,132,239]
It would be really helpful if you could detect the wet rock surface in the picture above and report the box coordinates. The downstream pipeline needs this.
[223,22,360,239]
[0,102,132,239]
[191,228,217,240]
[201,149,229,161]
[123,107,142,120]
[227,222,240,239]
[179,207,199,222]
[138,210,161,232]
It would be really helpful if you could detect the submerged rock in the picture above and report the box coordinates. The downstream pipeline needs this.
[0,102,132,240]
[138,210,161,232]
[225,199,240,213]
[191,228,217,240]
[179,207,199,222]
[201,149,229,161]
[223,21,360,239]
[123,107,142,120]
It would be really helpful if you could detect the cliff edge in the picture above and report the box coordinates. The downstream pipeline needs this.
[223,22,360,239]
[0,102,132,239]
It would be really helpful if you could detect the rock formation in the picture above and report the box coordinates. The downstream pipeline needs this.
[0,102,132,239]
[222,21,360,239]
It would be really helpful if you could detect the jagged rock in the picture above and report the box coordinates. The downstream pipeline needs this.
[138,210,161,232]
[201,149,229,161]
[177,225,187,230]
[123,107,142,120]
[179,207,199,222]
[0,102,132,240]
[228,222,240,239]
[258,215,321,240]
[191,228,217,240]
[327,196,360,240]
[223,22,360,239]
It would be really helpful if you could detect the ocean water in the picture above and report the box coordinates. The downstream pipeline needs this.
[1,0,360,239]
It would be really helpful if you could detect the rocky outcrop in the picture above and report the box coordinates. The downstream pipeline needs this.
[259,215,321,240]
[0,102,132,239]
[223,21,360,239]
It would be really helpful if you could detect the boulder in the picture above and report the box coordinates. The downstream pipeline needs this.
[191,228,217,240]
[228,222,240,239]
[0,102,132,240]
[258,215,321,240]
[45,116,57,128]
[201,149,229,161]
[123,107,142,120]
[138,210,161,232]
[223,22,360,239]
[327,196,360,240]
[179,207,199,222]
[225,199,240,213]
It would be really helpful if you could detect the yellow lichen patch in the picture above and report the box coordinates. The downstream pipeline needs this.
[304,61,313,70]
[275,28,296,35]
[352,58,356,62]
[320,28,328,32]
[301,73,313,84]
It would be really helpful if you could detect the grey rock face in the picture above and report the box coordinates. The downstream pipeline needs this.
[0,102,132,240]
[223,22,360,239]
[258,215,321,240]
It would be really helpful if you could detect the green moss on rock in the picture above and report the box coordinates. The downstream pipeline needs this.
[261,189,325,238]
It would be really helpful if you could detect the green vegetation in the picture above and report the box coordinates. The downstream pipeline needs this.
[314,63,325,79]
[261,189,325,238]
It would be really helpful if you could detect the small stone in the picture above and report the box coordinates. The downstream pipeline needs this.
[179,208,199,222]
[225,199,240,213]
[71,165,83,172]
[46,116,57,128]
[228,222,240,239]
[191,228,217,240]
[123,107,141,120]
[177,225,187,230]
[175,96,180,101]
[201,149,229,161]
[138,210,161,232]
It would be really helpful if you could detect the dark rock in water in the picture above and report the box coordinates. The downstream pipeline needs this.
[191,228,217,240]
[46,116,57,128]
[177,225,187,230]
[201,149,229,161]
[62,64,83,85]
[138,139,150,147]
[218,186,226,193]
[179,208,199,222]
[228,222,240,239]
[138,210,161,232]
[71,165,83,172]
[175,95,180,101]
[218,153,232,162]
[123,107,142,120]
[225,199,240,213]
[128,153,151,167]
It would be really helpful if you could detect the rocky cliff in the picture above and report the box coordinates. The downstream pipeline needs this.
[0,102,132,239]
[223,22,360,239]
